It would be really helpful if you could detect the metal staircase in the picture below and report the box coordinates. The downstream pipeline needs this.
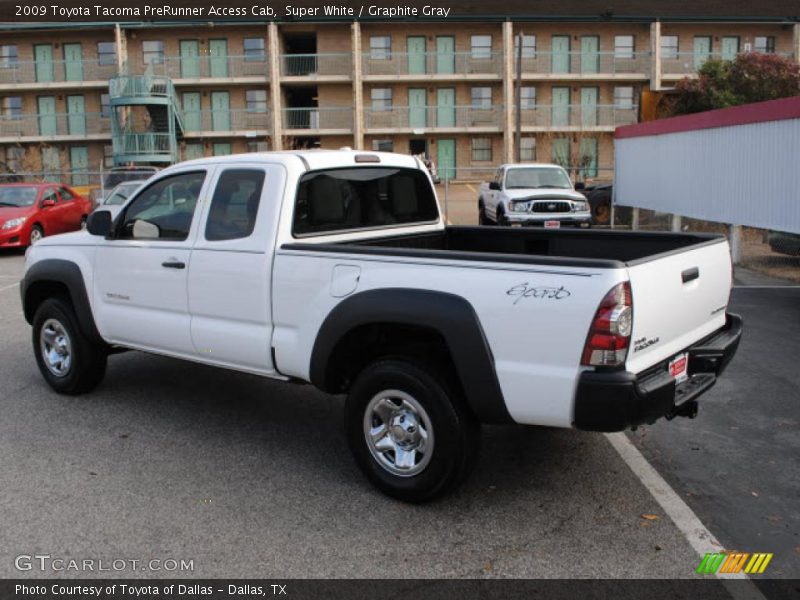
[108,69,184,166]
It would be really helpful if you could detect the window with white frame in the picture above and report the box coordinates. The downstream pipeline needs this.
[97,42,116,66]
[100,93,110,118]
[471,137,492,161]
[661,36,679,59]
[520,87,536,109]
[371,88,392,111]
[5,146,23,171]
[515,34,536,58]
[246,89,268,112]
[2,96,21,119]
[471,35,492,59]
[614,86,635,108]
[103,145,113,168]
[244,38,266,61]
[370,36,392,60]
[520,138,536,161]
[614,35,635,59]
[247,141,270,153]
[0,45,18,68]
[471,87,492,109]
[142,41,165,65]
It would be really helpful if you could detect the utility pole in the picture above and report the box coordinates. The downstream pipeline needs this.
[514,31,523,162]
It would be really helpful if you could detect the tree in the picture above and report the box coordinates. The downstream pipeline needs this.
[662,52,800,117]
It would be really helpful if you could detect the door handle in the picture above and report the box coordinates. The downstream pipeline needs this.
[162,261,186,270]
[682,267,700,283]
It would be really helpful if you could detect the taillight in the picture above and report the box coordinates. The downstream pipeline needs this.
[581,281,633,367]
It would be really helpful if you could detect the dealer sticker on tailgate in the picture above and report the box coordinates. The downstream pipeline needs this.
[669,353,689,384]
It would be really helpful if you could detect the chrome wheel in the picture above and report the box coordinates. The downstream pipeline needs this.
[39,318,72,377]
[364,389,434,477]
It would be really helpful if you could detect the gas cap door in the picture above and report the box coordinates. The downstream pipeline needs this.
[330,264,361,298]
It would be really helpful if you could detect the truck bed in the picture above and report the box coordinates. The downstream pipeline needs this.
[284,226,725,268]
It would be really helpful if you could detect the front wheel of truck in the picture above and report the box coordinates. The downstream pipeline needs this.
[345,359,480,502]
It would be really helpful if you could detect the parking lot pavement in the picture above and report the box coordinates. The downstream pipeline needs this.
[629,269,800,582]
[0,249,704,579]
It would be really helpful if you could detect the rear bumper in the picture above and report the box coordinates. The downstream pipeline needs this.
[573,313,743,432]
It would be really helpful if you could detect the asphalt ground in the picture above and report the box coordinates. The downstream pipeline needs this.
[0,213,797,590]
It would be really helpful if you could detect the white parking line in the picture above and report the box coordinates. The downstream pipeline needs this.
[0,282,19,292]
[606,433,767,599]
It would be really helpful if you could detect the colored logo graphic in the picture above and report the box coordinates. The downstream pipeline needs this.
[697,552,773,575]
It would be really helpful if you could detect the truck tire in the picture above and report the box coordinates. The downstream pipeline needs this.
[478,201,488,225]
[496,206,509,226]
[345,359,480,502]
[32,297,107,395]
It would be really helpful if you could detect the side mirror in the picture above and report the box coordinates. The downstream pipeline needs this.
[489,181,501,191]
[40,198,56,208]
[87,210,112,237]
[575,182,586,191]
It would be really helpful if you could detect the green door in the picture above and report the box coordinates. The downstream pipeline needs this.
[552,87,570,127]
[721,36,739,61]
[436,88,455,127]
[551,138,570,169]
[182,92,202,131]
[209,39,229,78]
[437,139,455,181]
[407,37,427,75]
[579,138,598,178]
[693,36,712,70]
[180,40,200,78]
[552,36,571,74]
[37,96,57,136]
[211,91,230,131]
[580,36,599,73]
[69,147,89,186]
[213,142,231,156]
[580,87,598,127]
[63,43,83,81]
[34,45,54,83]
[66,95,85,135]
[436,36,455,74]
[408,88,427,128]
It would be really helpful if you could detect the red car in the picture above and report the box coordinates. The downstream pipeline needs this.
[0,183,93,248]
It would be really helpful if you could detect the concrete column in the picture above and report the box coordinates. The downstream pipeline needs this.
[351,22,364,150]
[631,207,640,231]
[729,224,742,265]
[793,24,800,64]
[268,22,283,150]
[671,213,682,232]
[649,21,662,91]
[502,20,515,163]
[114,24,127,73]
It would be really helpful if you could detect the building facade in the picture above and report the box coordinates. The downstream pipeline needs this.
[0,19,798,185]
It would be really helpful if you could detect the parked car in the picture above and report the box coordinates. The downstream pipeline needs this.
[97,181,146,219]
[0,183,93,248]
[767,230,800,256]
[478,163,591,228]
[21,151,741,502]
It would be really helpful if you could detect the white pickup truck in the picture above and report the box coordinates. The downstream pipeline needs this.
[20,150,742,502]
[479,163,592,228]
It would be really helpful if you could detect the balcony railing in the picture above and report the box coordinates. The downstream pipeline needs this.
[109,75,177,99]
[518,104,638,128]
[362,51,503,77]
[661,51,795,75]
[182,109,271,133]
[0,59,118,85]
[280,54,352,77]
[0,113,110,137]
[519,51,650,75]
[112,132,174,158]
[130,55,270,80]
[365,105,503,130]
[282,107,353,131]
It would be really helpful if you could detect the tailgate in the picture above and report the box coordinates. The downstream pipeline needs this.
[625,239,731,375]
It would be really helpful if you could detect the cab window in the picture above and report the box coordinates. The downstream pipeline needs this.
[205,169,265,241]
[117,171,205,241]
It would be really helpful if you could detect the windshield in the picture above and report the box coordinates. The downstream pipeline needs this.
[105,183,141,206]
[0,186,39,207]
[505,167,572,190]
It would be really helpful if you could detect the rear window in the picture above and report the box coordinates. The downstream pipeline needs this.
[293,167,438,236]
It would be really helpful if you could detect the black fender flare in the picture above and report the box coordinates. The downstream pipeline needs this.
[310,288,512,424]
[21,259,105,345]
